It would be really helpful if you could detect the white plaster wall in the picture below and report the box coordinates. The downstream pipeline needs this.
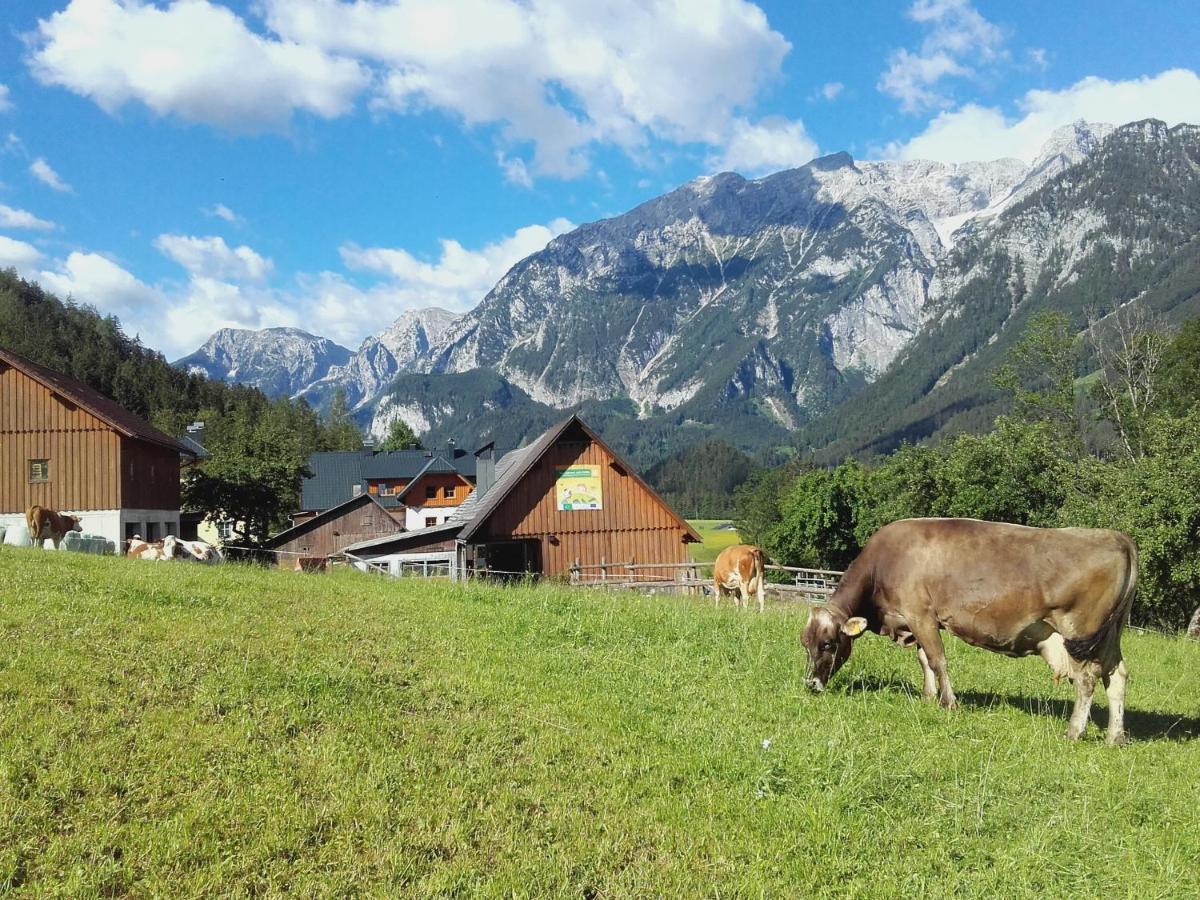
[404,504,456,530]
[0,509,121,549]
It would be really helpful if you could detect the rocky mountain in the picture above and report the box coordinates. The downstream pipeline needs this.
[174,327,351,398]
[299,307,457,410]
[176,119,1200,466]
[418,121,1121,430]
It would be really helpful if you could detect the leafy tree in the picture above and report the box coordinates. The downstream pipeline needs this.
[1085,303,1170,460]
[1058,411,1200,628]
[765,460,868,570]
[991,311,1081,448]
[322,388,364,451]
[182,400,313,545]
[379,418,422,451]
[1156,315,1200,416]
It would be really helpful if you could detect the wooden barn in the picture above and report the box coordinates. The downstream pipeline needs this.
[261,493,402,567]
[342,415,700,578]
[0,346,194,547]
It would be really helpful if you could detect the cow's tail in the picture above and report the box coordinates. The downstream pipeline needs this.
[1064,536,1138,662]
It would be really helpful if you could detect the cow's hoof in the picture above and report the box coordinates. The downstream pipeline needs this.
[1065,726,1085,741]
[1106,731,1129,748]
[939,697,958,711]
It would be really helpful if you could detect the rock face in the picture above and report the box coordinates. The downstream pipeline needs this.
[173,327,351,398]
[300,307,458,409]
[177,120,1200,461]
[420,121,1115,428]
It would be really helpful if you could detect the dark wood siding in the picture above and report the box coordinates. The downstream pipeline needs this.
[479,430,692,576]
[271,499,403,567]
[0,363,121,512]
[120,438,183,510]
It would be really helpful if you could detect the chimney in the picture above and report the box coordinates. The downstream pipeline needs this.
[474,441,496,497]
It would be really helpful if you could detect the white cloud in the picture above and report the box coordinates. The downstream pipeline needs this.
[264,0,794,179]
[819,82,844,101]
[878,0,1005,113]
[0,84,12,113]
[706,116,819,176]
[23,217,574,357]
[30,157,73,192]
[0,235,44,273]
[0,204,55,230]
[203,203,240,223]
[29,0,369,131]
[340,217,574,310]
[888,68,1200,162]
[37,251,162,322]
[154,234,273,282]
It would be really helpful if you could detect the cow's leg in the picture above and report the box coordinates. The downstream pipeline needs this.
[713,584,722,609]
[755,575,765,614]
[737,581,749,611]
[911,621,956,709]
[1065,659,1100,740]
[1102,658,1129,747]
[916,647,938,700]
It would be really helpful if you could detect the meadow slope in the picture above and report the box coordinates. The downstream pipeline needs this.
[2,550,1199,897]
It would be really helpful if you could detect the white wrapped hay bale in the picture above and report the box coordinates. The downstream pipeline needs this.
[3,524,32,547]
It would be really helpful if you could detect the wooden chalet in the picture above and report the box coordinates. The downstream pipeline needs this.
[0,346,194,547]
[342,415,700,578]
[262,492,402,567]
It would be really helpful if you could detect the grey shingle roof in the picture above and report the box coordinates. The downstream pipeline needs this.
[300,448,476,511]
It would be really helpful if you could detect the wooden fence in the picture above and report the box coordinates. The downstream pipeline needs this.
[567,557,843,605]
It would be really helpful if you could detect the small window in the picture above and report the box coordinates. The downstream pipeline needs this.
[217,521,235,541]
[379,483,392,496]
[443,485,456,499]
[28,459,50,482]
[425,486,438,500]
[425,516,437,528]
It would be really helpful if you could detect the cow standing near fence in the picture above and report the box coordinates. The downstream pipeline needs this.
[713,544,767,613]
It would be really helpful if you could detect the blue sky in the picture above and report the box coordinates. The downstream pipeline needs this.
[1,0,1198,358]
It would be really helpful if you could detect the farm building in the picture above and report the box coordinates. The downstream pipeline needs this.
[295,445,477,530]
[342,415,700,578]
[261,492,403,567]
[0,346,194,547]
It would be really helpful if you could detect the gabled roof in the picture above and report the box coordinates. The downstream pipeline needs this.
[340,414,701,556]
[264,491,398,549]
[456,414,701,543]
[393,454,470,503]
[301,447,477,511]
[0,346,193,454]
[342,520,462,554]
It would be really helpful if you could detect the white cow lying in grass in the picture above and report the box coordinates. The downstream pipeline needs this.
[126,536,223,563]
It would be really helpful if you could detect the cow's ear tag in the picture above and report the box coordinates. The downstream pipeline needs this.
[842,617,868,638]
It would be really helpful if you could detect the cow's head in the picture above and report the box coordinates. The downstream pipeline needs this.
[802,608,868,692]
[67,515,82,533]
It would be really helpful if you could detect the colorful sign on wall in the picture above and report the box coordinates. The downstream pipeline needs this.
[555,465,603,511]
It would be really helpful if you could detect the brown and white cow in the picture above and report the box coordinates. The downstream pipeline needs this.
[802,518,1138,745]
[177,539,223,564]
[126,535,182,561]
[713,544,767,613]
[26,505,82,549]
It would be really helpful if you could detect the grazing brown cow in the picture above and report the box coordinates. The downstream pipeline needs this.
[26,505,82,549]
[713,544,767,613]
[802,518,1137,745]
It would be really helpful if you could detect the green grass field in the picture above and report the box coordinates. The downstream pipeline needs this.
[688,518,741,563]
[2,550,1200,897]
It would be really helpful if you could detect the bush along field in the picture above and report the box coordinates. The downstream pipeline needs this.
[2,550,1200,897]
